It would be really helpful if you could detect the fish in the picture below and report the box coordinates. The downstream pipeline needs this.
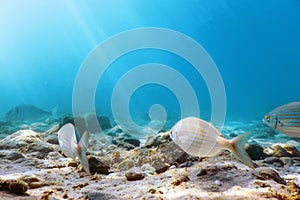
[170,117,254,168]
[263,102,300,137]
[57,123,90,175]
[5,104,57,121]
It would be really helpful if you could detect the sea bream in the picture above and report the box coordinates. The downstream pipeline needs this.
[5,104,57,121]
[263,102,300,137]
[170,117,254,168]
[57,123,90,175]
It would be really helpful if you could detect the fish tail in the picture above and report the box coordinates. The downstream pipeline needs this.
[78,148,91,175]
[78,131,91,175]
[229,132,254,168]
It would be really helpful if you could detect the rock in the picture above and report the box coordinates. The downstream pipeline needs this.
[153,162,170,174]
[252,167,286,185]
[0,178,29,195]
[197,169,208,176]
[19,142,57,158]
[178,161,194,168]
[264,144,300,158]
[263,157,284,167]
[171,175,190,186]
[0,130,41,149]
[45,135,59,144]
[280,157,292,166]
[245,143,265,160]
[123,138,140,147]
[18,174,49,189]
[141,164,156,174]
[0,150,24,160]
[125,172,145,181]
[144,132,171,148]
[87,192,119,200]
[88,156,110,175]
[117,159,135,171]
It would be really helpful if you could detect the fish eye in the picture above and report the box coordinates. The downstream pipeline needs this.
[265,115,270,121]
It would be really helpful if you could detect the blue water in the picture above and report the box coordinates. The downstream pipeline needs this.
[0,0,300,127]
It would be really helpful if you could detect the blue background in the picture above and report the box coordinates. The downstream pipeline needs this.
[0,0,299,124]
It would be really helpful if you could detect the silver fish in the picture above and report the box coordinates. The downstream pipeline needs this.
[5,104,57,121]
[170,117,254,168]
[263,102,300,137]
[57,123,90,174]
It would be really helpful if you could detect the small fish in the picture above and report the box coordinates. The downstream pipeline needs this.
[170,117,254,168]
[57,123,90,174]
[263,102,300,137]
[5,104,57,121]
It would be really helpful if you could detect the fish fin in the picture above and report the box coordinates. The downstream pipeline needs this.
[51,105,58,119]
[78,131,91,174]
[230,132,254,169]
[78,148,91,175]
[57,123,78,159]
[79,131,90,150]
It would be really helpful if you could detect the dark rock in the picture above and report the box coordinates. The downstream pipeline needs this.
[45,135,59,144]
[265,144,300,158]
[88,156,110,175]
[280,157,292,166]
[197,169,208,176]
[87,192,119,200]
[144,132,171,148]
[123,138,140,147]
[252,167,286,185]
[125,172,145,181]
[0,178,29,195]
[245,143,265,160]
[0,150,24,160]
[178,161,193,168]
[155,163,170,174]
[263,157,284,167]
[174,151,190,164]
[171,175,190,186]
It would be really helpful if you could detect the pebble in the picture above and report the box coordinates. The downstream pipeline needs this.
[252,167,286,185]
[88,156,110,175]
[171,175,190,186]
[125,172,145,181]
[0,150,24,160]
[263,157,284,167]
[245,143,265,160]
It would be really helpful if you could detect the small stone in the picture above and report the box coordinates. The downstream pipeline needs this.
[148,187,156,194]
[88,156,110,175]
[117,159,134,171]
[0,178,29,195]
[87,192,118,200]
[141,164,156,174]
[154,163,170,174]
[252,167,286,185]
[125,172,145,181]
[144,132,171,148]
[178,161,193,168]
[280,157,292,166]
[45,135,59,144]
[0,150,24,160]
[245,143,265,160]
[263,157,284,167]
[123,138,140,147]
[171,175,190,186]
[197,169,208,176]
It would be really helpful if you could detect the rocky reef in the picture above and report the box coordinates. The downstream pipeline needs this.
[0,118,300,199]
